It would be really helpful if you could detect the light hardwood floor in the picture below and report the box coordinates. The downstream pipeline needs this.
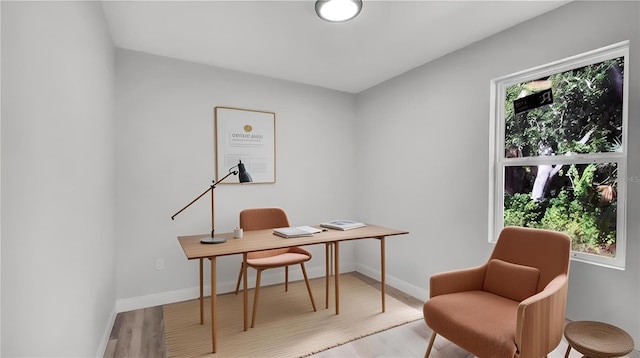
[105,272,638,358]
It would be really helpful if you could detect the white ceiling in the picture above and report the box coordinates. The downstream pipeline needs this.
[102,1,570,93]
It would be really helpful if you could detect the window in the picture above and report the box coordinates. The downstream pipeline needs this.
[489,41,629,269]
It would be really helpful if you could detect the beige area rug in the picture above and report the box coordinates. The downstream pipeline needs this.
[163,274,423,357]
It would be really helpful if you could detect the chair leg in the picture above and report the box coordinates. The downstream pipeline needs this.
[235,262,244,295]
[285,266,289,292]
[425,332,437,358]
[251,269,263,328]
[301,263,317,311]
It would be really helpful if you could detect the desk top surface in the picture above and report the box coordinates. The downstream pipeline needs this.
[177,224,408,259]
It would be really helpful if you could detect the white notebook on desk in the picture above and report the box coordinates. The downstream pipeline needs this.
[273,226,322,238]
[320,220,366,231]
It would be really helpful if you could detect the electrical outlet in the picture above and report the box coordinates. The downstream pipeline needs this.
[156,258,165,271]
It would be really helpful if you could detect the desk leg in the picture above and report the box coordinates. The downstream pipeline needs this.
[199,258,204,324]
[325,243,330,309]
[380,237,386,312]
[334,241,340,315]
[243,253,248,331]
[210,256,217,353]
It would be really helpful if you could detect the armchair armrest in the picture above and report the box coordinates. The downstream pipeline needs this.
[429,264,487,298]
[515,274,569,358]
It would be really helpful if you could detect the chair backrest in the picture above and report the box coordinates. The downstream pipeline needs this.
[489,226,571,292]
[240,207,291,259]
[239,207,290,231]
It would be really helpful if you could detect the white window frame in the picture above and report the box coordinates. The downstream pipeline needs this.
[488,41,629,270]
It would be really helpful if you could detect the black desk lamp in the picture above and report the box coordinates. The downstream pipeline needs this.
[171,159,253,244]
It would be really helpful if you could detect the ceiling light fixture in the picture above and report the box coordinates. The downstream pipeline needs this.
[315,0,363,22]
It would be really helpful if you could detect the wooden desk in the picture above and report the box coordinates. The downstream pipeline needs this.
[177,224,408,353]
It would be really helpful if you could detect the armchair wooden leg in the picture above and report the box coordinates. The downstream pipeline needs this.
[234,262,244,295]
[301,263,317,311]
[251,269,263,328]
[425,332,436,358]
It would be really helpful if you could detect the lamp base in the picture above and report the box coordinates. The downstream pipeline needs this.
[200,236,227,244]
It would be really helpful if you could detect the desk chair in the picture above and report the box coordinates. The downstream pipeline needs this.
[234,207,317,327]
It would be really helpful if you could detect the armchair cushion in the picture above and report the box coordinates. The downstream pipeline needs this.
[483,259,540,302]
[423,290,519,358]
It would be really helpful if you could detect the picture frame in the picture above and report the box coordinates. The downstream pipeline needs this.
[214,106,276,184]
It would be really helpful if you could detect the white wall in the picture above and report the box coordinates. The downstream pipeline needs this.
[355,0,640,344]
[0,3,4,354]
[114,49,359,308]
[1,2,116,357]
[2,1,639,356]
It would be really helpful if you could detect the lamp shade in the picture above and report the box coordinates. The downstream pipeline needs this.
[238,160,253,183]
[315,0,362,22]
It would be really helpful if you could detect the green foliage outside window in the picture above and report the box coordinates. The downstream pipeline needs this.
[504,164,617,256]
[502,57,623,257]
[504,58,623,157]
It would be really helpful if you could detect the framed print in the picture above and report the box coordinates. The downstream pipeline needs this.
[215,106,276,184]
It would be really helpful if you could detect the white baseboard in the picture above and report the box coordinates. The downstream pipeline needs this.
[113,262,425,313]
[355,263,429,302]
[116,286,200,313]
[115,263,356,313]
[96,307,117,358]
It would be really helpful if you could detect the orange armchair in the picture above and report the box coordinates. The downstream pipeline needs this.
[423,226,571,358]
[234,207,317,327]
